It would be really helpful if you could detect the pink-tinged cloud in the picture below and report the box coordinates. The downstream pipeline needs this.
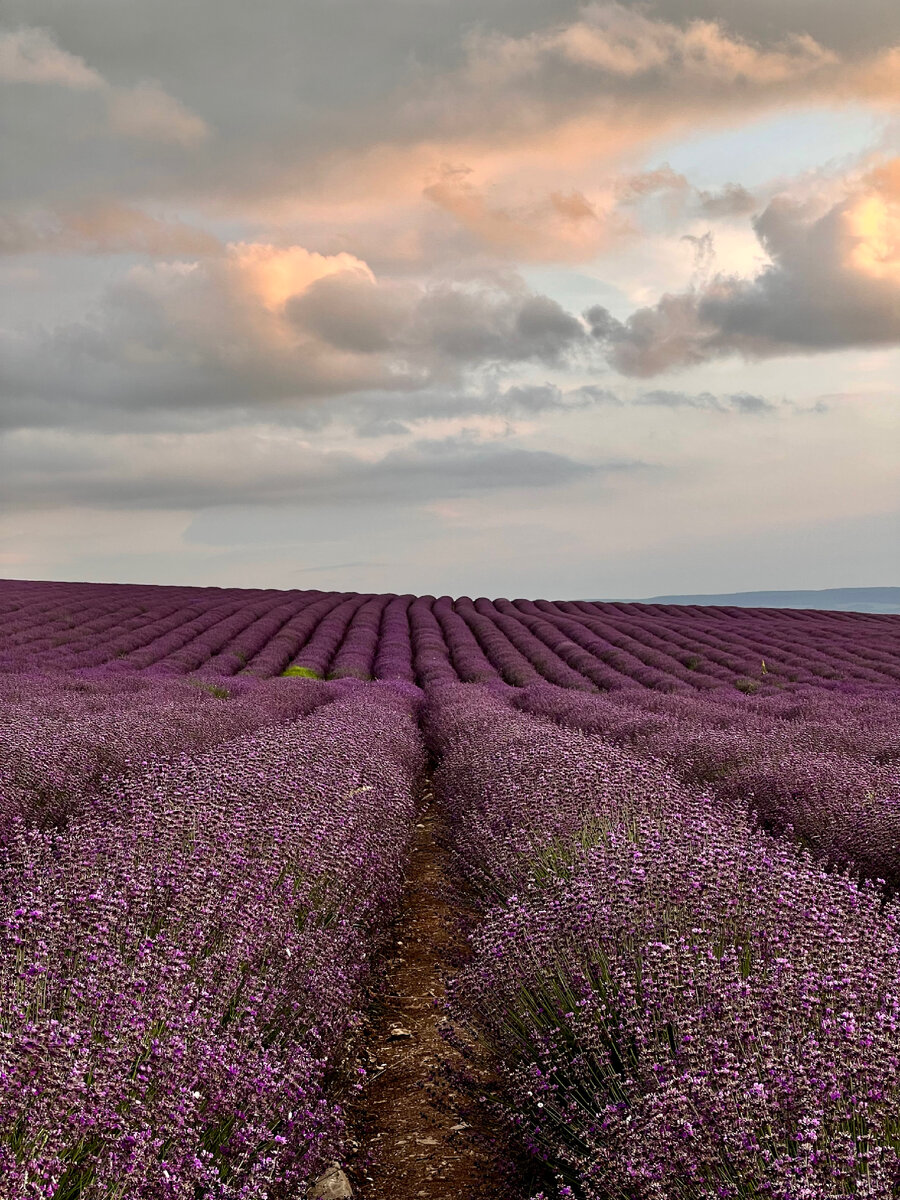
[106,82,209,144]
[0,26,104,88]
[226,244,373,312]
[0,202,221,257]
[422,163,620,262]
[1,26,208,145]
[418,3,895,148]
[527,8,837,84]
[232,6,898,269]
[847,160,900,284]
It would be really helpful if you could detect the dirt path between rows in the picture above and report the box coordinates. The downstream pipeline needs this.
[346,786,526,1199]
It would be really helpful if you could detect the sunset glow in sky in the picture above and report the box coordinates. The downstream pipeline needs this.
[2,1,899,596]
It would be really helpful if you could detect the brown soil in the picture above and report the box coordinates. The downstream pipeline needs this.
[346,786,525,1199]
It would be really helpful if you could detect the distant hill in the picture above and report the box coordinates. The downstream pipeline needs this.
[609,588,900,615]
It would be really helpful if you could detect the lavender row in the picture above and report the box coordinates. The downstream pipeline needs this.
[0,673,331,836]
[428,684,900,1199]
[513,683,900,888]
[0,683,426,1198]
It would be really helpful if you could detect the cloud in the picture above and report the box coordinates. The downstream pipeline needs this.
[4,427,600,511]
[0,201,221,256]
[407,286,585,366]
[587,158,900,374]
[0,26,103,88]
[550,7,838,84]
[330,381,622,438]
[635,389,777,413]
[0,244,590,432]
[284,269,412,353]
[617,166,689,202]
[106,81,209,144]
[439,2,843,143]
[644,0,900,57]
[228,244,373,312]
[336,383,785,432]
[423,163,613,261]
[495,382,617,413]
[290,272,584,374]
[615,168,758,230]
[696,183,758,218]
[4,4,897,236]
[436,2,898,148]
[0,25,208,146]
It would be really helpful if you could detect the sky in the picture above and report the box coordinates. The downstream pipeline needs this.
[1,0,899,599]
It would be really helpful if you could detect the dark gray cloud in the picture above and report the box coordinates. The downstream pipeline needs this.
[5,427,604,511]
[331,381,621,437]
[587,182,900,375]
[354,416,412,439]
[0,261,590,434]
[695,183,757,218]
[407,289,585,366]
[287,273,586,367]
[285,272,411,355]
[635,389,777,412]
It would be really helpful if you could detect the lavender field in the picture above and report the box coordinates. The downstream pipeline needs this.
[3,578,899,691]
[2,578,900,1199]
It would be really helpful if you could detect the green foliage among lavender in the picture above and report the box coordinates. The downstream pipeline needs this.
[430,685,900,1199]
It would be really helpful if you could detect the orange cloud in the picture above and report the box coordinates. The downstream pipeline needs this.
[225,243,373,311]
[846,160,900,284]
[236,7,899,271]
[422,163,619,261]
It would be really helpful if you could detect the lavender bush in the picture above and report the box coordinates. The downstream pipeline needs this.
[430,685,900,1199]
[514,683,900,887]
[0,674,331,835]
[0,683,425,1198]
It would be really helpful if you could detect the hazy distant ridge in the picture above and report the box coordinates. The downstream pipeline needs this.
[609,588,900,615]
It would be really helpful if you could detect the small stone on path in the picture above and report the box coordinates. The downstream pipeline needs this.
[308,1162,353,1199]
